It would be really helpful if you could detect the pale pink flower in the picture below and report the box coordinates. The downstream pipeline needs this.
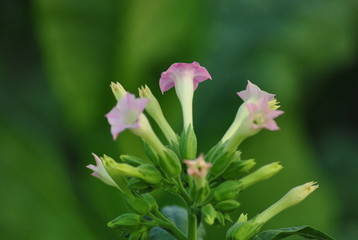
[159,62,212,94]
[184,154,212,179]
[237,80,275,102]
[87,153,117,187]
[246,98,284,131]
[105,93,149,140]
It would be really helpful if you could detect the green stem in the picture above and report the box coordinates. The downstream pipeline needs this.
[187,208,197,240]
[175,177,192,204]
[150,211,186,240]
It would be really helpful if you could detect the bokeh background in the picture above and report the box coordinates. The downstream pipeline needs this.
[1,0,357,239]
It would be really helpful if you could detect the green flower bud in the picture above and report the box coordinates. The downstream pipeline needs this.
[137,164,162,184]
[214,180,243,201]
[202,204,217,225]
[159,148,182,177]
[110,82,127,101]
[254,181,319,224]
[179,124,197,159]
[227,182,318,240]
[139,85,178,146]
[125,193,157,215]
[101,155,132,196]
[215,200,241,213]
[107,157,162,185]
[209,151,235,178]
[222,158,256,180]
[107,213,142,230]
[239,162,282,189]
[226,214,262,240]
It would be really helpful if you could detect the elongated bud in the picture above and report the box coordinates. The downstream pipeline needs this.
[255,181,319,224]
[139,85,178,146]
[239,162,283,189]
[180,124,197,159]
[226,182,318,240]
[101,155,132,196]
[110,82,127,101]
[222,158,256,180]
[108,213,142,230]
[111,160,162,185]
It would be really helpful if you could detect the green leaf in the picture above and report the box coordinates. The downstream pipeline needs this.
[149,206,205,240]
[252,225,335,240]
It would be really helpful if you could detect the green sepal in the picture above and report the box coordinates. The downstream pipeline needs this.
[209,151,235,178]
[143,140,160,166]
[222,158,256,180]
[159,148,182,177]
[127,178,156,193]
[179,124,197,159]
[189,179,210,204]
[252,225,335,240]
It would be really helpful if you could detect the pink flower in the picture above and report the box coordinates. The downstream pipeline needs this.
[237,80,275,102]
[159,62,212,94]
[159,62,212,129]
[184,154,212,179]
[87,153,117,187]
[246,98,284,131]
[105,93,149,140]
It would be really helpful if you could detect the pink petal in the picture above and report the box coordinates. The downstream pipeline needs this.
[159,62,211,94]
[105,93,148,139]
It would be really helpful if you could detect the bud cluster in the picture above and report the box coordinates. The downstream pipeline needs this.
[87,62,321,240]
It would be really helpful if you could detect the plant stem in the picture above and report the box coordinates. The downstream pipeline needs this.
[150,211,186,240]
[187,208,197,240]
[175,176,192,204]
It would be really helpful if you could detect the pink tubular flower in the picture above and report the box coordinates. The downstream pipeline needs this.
[184,154,212,179]
[159,62,212,93]
[87,153,117,187]
[246,98,284,131]
[159,62,212,129]
[237,80,275,102]
[105,93,149,140]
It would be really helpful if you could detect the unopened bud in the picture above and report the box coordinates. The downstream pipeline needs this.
[159,148,182,177]
[139,85,178,146]
[255,181,319,224]
[110,82,127,101]
[215,200,241,213]
[108,213,142,230]
[239,162,283,189]
[222,158,256,180]
[202,204,217,225]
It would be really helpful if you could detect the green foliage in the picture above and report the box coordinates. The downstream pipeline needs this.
[252,226,335,240]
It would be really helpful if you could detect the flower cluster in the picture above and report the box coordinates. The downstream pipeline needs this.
[87,62,328,240]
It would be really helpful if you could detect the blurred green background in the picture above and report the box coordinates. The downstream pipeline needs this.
[1,0,357,239]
